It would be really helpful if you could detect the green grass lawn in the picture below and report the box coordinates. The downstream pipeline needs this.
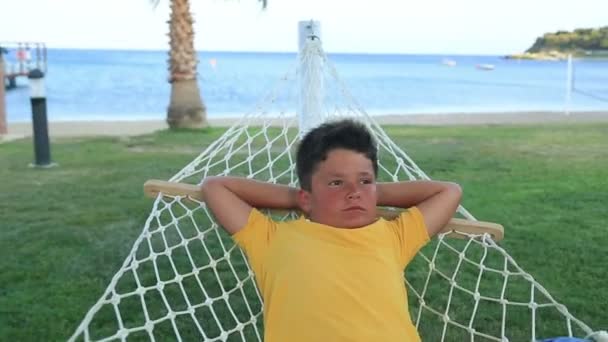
[0,122,606,341]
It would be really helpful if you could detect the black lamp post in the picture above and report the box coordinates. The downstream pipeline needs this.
[28,68,55,168]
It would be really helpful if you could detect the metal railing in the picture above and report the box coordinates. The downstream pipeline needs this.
[1,42,47,88]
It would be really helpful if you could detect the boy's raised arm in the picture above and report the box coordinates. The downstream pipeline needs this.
[201,177,299,235]
[377,180,462,238]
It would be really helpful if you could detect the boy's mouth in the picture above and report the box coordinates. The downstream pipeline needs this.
[344,206,366,211]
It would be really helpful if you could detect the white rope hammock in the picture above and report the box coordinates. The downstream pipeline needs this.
[69,37,606,342]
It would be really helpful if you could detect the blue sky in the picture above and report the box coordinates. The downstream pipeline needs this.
[1,0,606,55]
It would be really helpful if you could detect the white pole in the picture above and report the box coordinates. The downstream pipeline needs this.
[0,51,7,135]
[565,54,573,116]
[298,20,324,137]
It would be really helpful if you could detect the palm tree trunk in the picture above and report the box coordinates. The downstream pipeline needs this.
[166,0,207,129]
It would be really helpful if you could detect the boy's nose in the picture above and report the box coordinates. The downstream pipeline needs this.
[347,192,360,200]
[346,185,361,199]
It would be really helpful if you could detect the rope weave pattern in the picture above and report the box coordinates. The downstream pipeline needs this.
[69,40,600,342]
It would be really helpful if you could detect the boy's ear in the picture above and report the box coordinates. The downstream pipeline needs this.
[297,189,312,214]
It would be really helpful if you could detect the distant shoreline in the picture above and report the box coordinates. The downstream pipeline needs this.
[2,111,607,142]
[504,52,608,61]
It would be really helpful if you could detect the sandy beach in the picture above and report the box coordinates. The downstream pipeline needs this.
[2,111,607,142]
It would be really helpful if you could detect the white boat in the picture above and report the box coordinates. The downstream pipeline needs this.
[441,58,457,67]
[476,64,495,71]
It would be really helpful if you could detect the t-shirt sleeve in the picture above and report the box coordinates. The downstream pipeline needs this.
[391,207,430,267]
[231,208,277,270]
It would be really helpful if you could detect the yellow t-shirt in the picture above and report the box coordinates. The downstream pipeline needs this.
[233,207,429,342]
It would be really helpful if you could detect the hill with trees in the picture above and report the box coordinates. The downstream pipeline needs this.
[507,26,608,60]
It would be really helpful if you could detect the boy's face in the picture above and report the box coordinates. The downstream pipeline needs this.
[298,148,377,228]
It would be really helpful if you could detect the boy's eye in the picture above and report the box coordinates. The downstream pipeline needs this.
[328,180,342,186]
[360,179,373,184]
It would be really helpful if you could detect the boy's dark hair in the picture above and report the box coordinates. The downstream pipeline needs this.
[296,119,378,191]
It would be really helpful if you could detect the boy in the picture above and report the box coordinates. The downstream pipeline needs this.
[202,119,462,341]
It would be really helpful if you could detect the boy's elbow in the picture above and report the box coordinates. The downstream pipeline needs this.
[449,182,462,195]
[202,176,219,187]
[201,177,212,189]
[446,182,463,202]
[201,176,225,195]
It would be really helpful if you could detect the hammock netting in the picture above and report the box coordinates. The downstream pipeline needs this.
[69,39,604,342]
